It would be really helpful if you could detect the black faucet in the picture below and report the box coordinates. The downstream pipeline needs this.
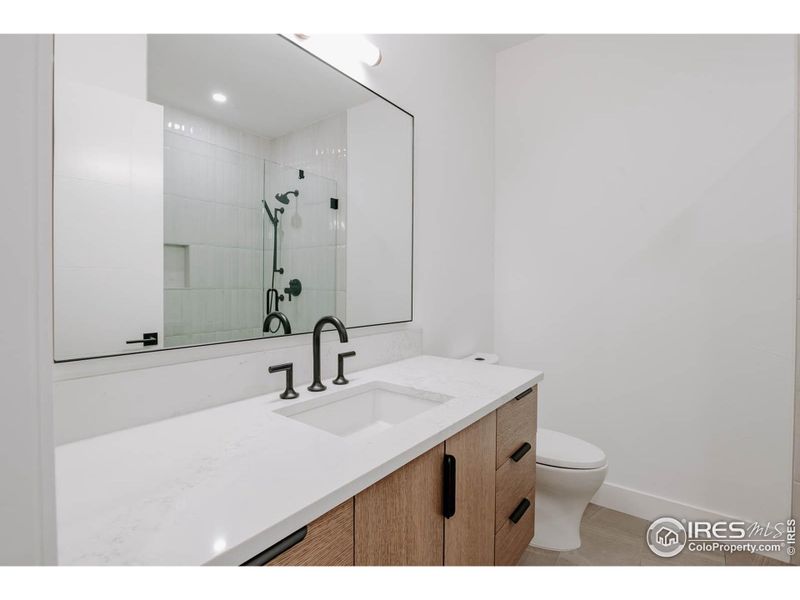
[308,315,348,392]
[263,311,291,334]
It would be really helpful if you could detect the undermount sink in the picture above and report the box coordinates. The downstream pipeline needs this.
[276,381,452,438]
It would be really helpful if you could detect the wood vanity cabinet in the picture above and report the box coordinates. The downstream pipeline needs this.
[443,412,497,565]
[245,499,354,566]
[266,500,354,566]
[244,386,538,567]
[353,387,537,566]
[353,412,498,566]
[494,386,537,565]
[354,444,445,565]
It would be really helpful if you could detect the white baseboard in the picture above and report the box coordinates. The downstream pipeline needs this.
[588,482,790,563]
[591,481,738,523]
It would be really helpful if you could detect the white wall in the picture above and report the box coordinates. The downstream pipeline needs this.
[347,99,413,327]
[495,35,797,526]
[53,35,164,359]
[0,35,57,564]
[343,35,497,357]
[53,34,147,98]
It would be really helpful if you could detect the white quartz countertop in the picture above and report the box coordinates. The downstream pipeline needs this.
[55,355,543,565]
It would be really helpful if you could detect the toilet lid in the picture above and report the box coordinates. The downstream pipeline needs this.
[536,429,607,469]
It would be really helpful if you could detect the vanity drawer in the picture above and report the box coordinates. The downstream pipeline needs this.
[494,487,535,566]
[495,443,536,532]
[496,386,537,468]
[245,499,354,566]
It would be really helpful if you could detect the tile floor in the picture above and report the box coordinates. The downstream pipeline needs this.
[518,504,792,566]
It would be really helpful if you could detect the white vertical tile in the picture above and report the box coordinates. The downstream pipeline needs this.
[162,105,348,343]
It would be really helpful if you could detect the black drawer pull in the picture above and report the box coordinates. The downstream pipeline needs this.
[509,498,531,524]
[510,442,532,462]
[443,454,456,519]
[241,526,308,566]
[514,388,532,401]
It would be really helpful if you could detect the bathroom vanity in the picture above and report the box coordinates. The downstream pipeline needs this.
[55,356,542,565]
[49,35,542,566]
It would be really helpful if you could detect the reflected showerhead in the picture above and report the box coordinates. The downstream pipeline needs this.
[275,190,299,205]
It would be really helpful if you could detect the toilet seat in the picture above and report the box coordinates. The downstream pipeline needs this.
[536,428,607,470]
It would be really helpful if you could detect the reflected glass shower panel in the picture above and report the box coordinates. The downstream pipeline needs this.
[262,160,338,335]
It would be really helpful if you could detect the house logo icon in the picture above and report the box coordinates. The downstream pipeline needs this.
[656,527,678,546]
[646,517,687,558]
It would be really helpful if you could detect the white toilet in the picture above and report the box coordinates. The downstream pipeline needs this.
[530,429,608,552]
[462,354,608,552]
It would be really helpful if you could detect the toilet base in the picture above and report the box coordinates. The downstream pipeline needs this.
[530,462,608,552]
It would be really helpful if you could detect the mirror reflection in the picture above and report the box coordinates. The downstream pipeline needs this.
[53,34,413,361]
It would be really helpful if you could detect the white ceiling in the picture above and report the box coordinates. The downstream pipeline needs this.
[477,34,538,52]
[147,35,374,139]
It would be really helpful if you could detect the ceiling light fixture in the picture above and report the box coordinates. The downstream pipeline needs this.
[212,92,227,104]
[293,34,382,67]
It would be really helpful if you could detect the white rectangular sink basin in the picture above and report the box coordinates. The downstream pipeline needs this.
[276,381,452,438]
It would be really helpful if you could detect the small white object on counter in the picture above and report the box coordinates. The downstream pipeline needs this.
[55,355,542,565]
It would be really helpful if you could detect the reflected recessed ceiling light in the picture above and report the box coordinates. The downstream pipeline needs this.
[212,92,227,103]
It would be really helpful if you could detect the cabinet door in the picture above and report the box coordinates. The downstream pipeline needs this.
[354,444,445,565]
[444,412,497,565]
[267,500,354,566]
[242,499,354,566]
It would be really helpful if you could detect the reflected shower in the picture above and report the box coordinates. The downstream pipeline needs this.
[263,191,298,226]
[275,190,299,204]
[263,187,301,331]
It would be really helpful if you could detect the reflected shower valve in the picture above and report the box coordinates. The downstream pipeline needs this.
[284,278,302,302]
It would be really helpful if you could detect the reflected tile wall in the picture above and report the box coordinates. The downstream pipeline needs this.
[163,106,270,347]
[163,106,349,346]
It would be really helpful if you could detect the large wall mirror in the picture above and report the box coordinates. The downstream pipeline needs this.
[52,34,413,361]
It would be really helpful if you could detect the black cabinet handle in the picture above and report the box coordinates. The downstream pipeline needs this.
[443,454,456,519]
[509,498,531,524]
[241,526,308,566]
[511,442,532,462]
[126,332,158,346]
[514,388,532,401]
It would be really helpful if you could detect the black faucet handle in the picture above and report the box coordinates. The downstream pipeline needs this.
[268,362,299,399]
[333,351,356,386]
